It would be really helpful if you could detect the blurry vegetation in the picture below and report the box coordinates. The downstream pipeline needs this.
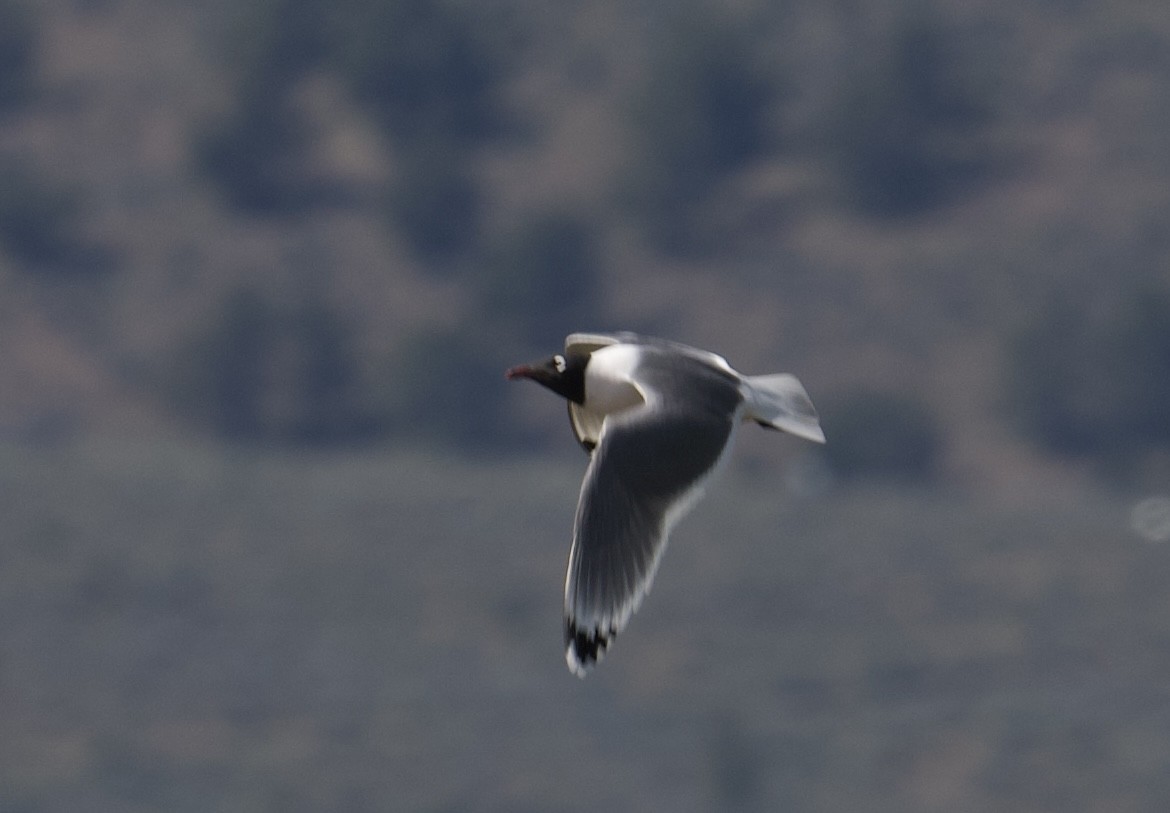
[820,389,943,483]
[0,0,1168,487]
[823,8,1002,216]
[388,141,481,260]
[384,327,522,453]
[332,0,506,145]
[476,212,602,344]
[196,0,332,212]
[198,0,509,257]
[1007,286,1170,479]
[332,0,510,257]
[171,287,376,445]
[622,8,777,252]
[0,165,112,276]
[0,0,36,113]
[197,90,322,213]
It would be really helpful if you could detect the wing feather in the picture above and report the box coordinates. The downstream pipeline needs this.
[563,402,736,675]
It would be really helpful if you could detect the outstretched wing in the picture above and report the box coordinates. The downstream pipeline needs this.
[563,400,737,675]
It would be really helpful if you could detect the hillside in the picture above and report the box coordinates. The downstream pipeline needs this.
[1,0,1169,490]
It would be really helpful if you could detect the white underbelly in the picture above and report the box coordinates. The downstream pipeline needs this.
[584,345,645,416]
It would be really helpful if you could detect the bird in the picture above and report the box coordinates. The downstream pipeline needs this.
[506,332,825,676]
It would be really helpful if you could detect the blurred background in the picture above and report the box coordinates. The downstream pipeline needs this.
[2,0,1170,809]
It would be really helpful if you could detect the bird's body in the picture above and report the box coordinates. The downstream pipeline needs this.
[506,332,824,676]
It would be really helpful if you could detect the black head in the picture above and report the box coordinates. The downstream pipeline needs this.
[505,351,588,404]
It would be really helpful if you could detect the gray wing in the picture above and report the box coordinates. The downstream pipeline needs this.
[563,401,737,675]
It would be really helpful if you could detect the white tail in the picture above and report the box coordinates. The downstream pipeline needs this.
[743,374,826,444]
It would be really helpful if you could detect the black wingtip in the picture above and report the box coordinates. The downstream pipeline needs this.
[564,619,613,677]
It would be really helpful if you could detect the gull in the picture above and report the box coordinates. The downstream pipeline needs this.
[506,332,825,676]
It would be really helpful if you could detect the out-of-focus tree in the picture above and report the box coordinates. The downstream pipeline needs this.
[383,327,524,453]
[388,140,482,261]
[196,0,332,212]
[0,165,113,276]
[476,211,602,345]
[330,0,511,259]
[172,287,374,445]
[197,0,513,260]
[197,91,320,213]
[620,6,778,254]
[330,0,505,146]
[823,7,1003,216]
[1007,286,1170,479]
[0,0,36,114]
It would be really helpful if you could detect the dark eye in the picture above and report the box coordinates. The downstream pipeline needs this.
[553,354,567,373]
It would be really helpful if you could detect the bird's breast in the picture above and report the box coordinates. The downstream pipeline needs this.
[583,345,645,416]
[583,371,643,416]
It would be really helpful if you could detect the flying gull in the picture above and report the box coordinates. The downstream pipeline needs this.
[506,332,825,676]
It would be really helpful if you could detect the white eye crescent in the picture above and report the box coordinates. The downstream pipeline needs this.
[553,354,567,373]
